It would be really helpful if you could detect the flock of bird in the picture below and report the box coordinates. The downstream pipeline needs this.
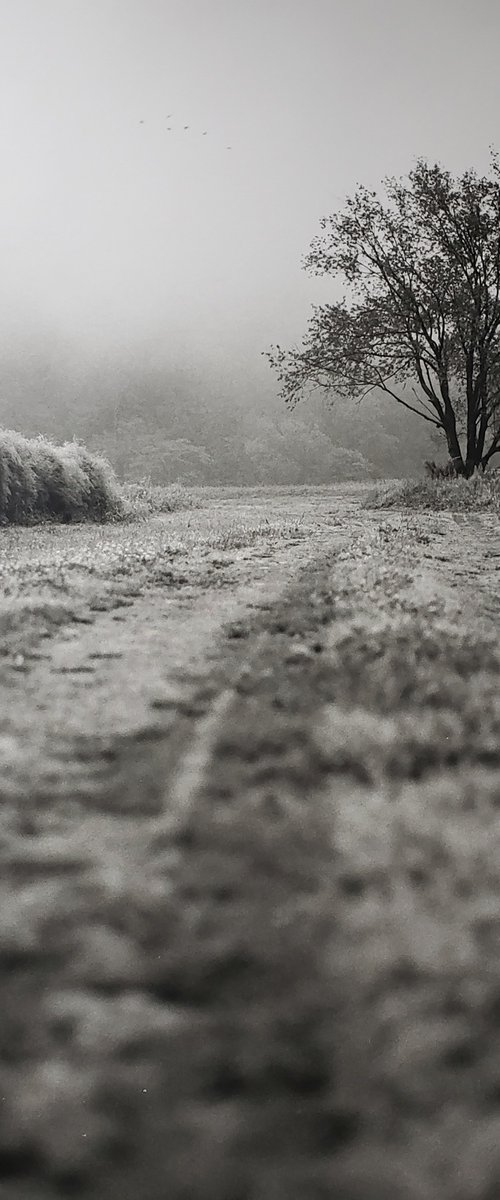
[138,115,231,149]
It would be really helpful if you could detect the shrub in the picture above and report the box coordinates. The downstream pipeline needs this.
[0,433,38,522]
[63,442,123,521]
[0,429,123,524]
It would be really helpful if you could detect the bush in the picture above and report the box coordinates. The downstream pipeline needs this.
[0,430,123,524]
[364,470,500,512]
[63,443,123,521]
[0,435,38,522]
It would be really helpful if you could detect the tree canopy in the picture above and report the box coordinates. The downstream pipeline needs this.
[266,153,500,476]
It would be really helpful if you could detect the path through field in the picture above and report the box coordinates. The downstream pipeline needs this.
[2,485,500,1199]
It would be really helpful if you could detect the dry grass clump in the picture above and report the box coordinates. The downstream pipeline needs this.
[121,479,202,520]
[0,430,123,524]
[212,517,306,551]
[365,470,500,512]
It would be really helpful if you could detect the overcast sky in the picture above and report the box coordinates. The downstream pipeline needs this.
[1,0,499,369]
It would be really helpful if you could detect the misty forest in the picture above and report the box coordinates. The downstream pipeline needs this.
[1,329,437,487]
[4,4,500,1200]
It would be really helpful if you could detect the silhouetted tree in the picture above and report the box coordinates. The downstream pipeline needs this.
[266,153,500,476]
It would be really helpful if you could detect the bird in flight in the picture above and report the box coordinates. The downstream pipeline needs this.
[167,126,172,131]
[202,131,208,136]
[226,146,232,150]
[139,119,144,124]
[183,125,189,130]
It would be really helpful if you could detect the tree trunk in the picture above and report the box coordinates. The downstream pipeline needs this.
[443,432,466,475]
[439,400,466,475]
[480,444,500,471]
[438,374,467,473]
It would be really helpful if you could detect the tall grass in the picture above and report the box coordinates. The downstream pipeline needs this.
[121,478,203,519]
[0,430,123,524]
[364,470,500,512]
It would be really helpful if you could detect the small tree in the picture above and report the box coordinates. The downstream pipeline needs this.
[266,154,500,476]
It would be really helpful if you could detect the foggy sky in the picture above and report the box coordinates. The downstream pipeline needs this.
[1,0,499,369]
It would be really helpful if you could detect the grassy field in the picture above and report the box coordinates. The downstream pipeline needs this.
[1,482,500,1199]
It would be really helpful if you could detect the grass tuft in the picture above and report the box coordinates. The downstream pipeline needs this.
[121,479,202,520]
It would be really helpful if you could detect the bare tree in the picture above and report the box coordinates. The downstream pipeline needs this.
[266,154,500,476]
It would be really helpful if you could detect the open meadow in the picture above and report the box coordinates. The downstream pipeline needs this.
[1,482,500,1198]
[6,0,500,1193]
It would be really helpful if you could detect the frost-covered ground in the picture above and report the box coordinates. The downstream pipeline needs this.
[1,485,500,1199]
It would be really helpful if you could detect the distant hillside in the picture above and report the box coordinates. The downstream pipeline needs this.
[0,338,436,485]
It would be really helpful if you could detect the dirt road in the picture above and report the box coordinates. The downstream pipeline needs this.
[2,486,500,1199]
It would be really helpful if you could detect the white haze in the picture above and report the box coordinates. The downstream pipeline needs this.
[0,0,499,378]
